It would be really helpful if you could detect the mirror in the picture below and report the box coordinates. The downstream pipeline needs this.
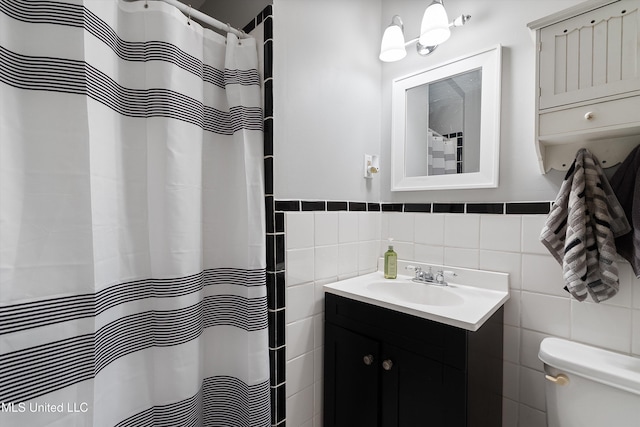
[391,45,502,191]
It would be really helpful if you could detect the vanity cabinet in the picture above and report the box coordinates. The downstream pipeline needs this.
[323,293,503,427]
[528,0,640,172]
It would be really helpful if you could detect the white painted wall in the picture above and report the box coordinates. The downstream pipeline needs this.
[380,0,585,203]
[273,0,382,202]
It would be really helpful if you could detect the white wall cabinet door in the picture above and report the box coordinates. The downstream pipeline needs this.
[538,0,640,110]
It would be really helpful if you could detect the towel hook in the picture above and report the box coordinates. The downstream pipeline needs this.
[144,0,148,8]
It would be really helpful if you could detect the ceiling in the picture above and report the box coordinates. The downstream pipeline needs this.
[196,0,272,31]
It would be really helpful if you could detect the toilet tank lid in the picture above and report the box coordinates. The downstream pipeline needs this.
[539,337,640,395]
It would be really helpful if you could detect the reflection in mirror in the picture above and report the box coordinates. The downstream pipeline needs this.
[405,69,481,177]
[391,45,501,191]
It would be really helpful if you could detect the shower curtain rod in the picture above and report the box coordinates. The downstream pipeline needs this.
[155,0,250,39]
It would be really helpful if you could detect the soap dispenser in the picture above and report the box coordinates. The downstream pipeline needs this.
[384,238,397,279]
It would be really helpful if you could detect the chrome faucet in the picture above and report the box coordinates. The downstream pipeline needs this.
[405,265,433,283]
[406,265,456,286]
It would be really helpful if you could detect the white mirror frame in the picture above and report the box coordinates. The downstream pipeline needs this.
[391,45,502,191]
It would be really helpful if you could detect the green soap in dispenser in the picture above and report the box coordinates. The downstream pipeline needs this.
[384,238,397,279]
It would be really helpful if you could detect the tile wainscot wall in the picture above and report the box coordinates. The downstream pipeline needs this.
[283,207,640,427]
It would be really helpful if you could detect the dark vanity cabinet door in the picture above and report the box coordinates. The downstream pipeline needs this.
[324,323,381,427]
[324,293,503,427]
[382,344,466,427]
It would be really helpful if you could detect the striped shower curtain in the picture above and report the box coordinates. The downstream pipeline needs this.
[0,1,269,426]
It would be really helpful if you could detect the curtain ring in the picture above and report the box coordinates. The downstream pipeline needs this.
[187,4,192,25]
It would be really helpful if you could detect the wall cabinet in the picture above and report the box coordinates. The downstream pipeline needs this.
[323,294,503,427]
[528,0,640,172]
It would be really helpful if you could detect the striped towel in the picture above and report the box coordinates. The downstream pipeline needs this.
[540,148,631,302]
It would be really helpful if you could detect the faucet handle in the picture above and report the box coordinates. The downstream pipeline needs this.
[405,265,421,272]
[406,265,425,280]
[434,270,457,284]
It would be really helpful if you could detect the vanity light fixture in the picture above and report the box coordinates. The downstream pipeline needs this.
[379,0,470,62]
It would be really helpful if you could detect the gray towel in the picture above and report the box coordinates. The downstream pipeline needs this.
[540,148,631,302]
[610,144,640,278]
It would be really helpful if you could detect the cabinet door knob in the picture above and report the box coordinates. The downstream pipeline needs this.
[382,359,394,371]
[584,111,594,120]
[363,355,374,366]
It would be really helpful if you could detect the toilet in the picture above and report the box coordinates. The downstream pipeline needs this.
[538,337,640,427]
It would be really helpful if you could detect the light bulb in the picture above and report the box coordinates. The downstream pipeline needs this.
[419,1,451,47]
[379,19,406,62]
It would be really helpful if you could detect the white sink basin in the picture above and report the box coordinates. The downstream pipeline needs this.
[366,281,465,306]
[324,261,509,331]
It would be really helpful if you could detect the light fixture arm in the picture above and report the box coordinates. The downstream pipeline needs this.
[390,14,404,30]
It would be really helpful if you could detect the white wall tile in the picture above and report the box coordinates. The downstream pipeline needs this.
[519,366,546,411]
[388,212,414,243]
[504,290,521,327]
[337,271,359,281]
[387,241,413,263]
[314,212,338,246]
[286,384,314,425]
[286,213,314,249]
[480,250,522,289]
[605,261,634,308]
[503,361,519,401]
[443,247,479,269]
[313,313,323,349]
[287,317,314,360]
[358,240,380,273]
[480,215,521,252]
[444,214,480,249]
[286,248,315,286]
[358,211,380,241]
[338,243,358,276]
[338,212,358,243]
[414,244,444,265]
[286,353,314,397]
[522,254,566,297]
[314,381,323,419]
[520,329,549,371]
[521,215,549,255]
[570,300,632,353]
[521,292,571,337]
[518,404,547,427]
[632,310,640,355]
[287,283,315,323]
[502,398,519,427]
[314,278,333,315]
[632,269,640,310]
[504,325,521,363]
[414,213,445,246]
[313,347,323,382]
[380,212,389,240]
[314,245,338,281]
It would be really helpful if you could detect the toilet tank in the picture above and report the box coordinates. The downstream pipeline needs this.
[539,337,640,427]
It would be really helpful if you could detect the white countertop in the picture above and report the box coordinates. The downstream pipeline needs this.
[324,261,510,331]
